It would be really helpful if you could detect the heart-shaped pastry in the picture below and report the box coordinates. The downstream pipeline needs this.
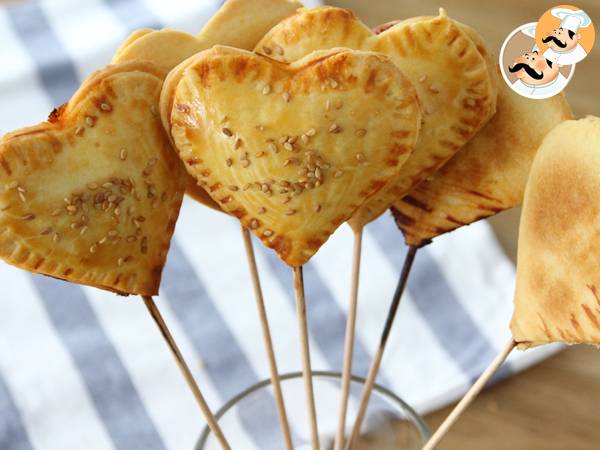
[393,71,573,246]
[162,46,421,266]
[0,62,186,296]
[511,116,600,347]
[255,6,497,229]
[113,0,303,210]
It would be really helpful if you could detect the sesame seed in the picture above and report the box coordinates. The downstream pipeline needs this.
[242,160,250,168]
[261,183,270,192]
[301,134,309,145]
[17,186,26,193]
[262,46,272,55]
[280,180,291,187]
[229,185,239,191]
[465,98,476,107]
[306,128,316,137]
[267,141,278,153]
[20,213,35,221]
[334,170,344,178]
[283,142,293,151]
[355,128,367,137]
[51,209,62,216]
[100,102,112,112]
[355,153,366,162]
[262,84,272,95]
[90,244,98,253]
[325,99,331,111]
[66,205,77,213]
[330,79,338,89]
[243,183,251,191]
[99,236,108,244]
[41,227,52,235]
[75,126,84,136]
[329,123,341,133]
[250,219,260,229]
[282,196,291,204]
[120,148,128,160]
[285,209,297,215]
[18,192,26,203]
[258,207,266,214]
[256,151,265,158]
[298,168,308,176]
[234,138,243,149]
[108,230,119,237]
[263,229,274,237]
[429,84,440,94]
[279,136,289,144]
[53,233,60,242]
[282,92,290,102]
[85,116,96,127]
[117,257,124,267]
[222,127,233,137]
[288,136,298,144]
[80,226,88,236]
[283,159,293,167]
[87,183,98,190]
[315,167,322,180]
[419,74,428,83]
[226,158,233,167]
[102,182,113,188]
[127,236,137,243]
[315,204,322,212]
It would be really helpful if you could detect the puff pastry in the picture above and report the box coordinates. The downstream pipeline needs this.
[113,0,303,209]
[511,116,600,347]
[0,62,186,296]
[162,46,421,266]
[393,68,573,246]
[256,6,497,229]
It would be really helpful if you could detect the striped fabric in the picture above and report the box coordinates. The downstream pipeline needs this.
[0,1,561,449]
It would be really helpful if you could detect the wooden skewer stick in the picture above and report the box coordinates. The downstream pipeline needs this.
[293,266,321,450]
[345,245,418,450]
[421,338,517,450]
[241,227,294,450]
[333,227,364,450]
[142,296,231,450]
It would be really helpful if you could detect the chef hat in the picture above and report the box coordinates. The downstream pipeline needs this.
[521,23,539,51]
[551,8,592,33]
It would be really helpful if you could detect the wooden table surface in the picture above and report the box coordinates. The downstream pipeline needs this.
[1,0,598,448]
[331,1,600,449]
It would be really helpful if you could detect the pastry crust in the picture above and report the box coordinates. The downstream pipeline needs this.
[393,69,572,246]
[256,7,497,229]
[511,116,600,348]
[162,46,421,266]
[0,62,186,296]
[113,0,303,211]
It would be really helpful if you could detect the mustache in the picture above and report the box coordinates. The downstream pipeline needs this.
[542,35,567,48]
[508,62,545,80]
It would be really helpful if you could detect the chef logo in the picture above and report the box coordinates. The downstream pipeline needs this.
[536,5,594,66]
[499,6,593,100]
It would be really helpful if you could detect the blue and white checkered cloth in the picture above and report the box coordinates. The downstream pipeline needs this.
[0,1,560,449]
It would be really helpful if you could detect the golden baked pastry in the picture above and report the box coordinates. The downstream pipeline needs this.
[113,0,303,209]
[162,46,421,266]
[0,62,186,296]
[393,69,573,246]
[256,6,497,230]
[113,0,303,72]
[511,116,600,347]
